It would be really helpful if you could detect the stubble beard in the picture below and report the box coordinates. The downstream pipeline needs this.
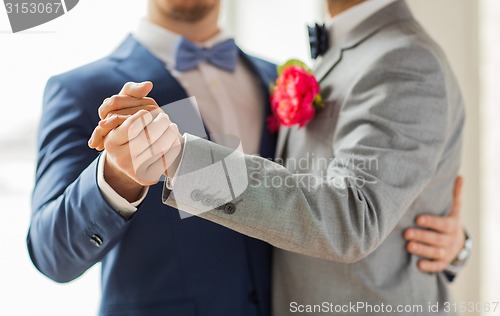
[165,2,216,23]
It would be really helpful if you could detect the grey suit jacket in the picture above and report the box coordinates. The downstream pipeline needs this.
[163,1,465,315]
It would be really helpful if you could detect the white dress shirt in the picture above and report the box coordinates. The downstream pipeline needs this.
[98,19,263,218]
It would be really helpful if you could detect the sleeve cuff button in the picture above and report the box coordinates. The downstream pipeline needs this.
[90,234,103,247]
[223,203,236,214]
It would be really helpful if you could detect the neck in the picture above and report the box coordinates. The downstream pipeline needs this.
[328,0,367,17]
[147,3,220,43]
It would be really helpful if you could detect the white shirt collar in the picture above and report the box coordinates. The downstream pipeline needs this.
[132,18,231,68]
[326,0,399,45]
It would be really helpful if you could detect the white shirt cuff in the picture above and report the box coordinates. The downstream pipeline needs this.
[97,151,149,219]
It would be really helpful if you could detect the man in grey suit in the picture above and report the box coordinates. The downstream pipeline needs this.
[154,0,467,314]
[92,0,470,314]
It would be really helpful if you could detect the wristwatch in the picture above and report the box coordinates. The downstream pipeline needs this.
[445,231,473,276]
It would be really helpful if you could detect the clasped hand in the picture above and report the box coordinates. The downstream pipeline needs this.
[88,82,182,197]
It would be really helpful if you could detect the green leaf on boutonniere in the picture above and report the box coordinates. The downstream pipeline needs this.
[277,59,313,76]
[269,82,276,94]
[314,93,324,108]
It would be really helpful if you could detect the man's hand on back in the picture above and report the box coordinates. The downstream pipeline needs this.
[405,176,466,272]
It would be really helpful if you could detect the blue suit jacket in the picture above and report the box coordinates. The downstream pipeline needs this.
[28,35,278,316]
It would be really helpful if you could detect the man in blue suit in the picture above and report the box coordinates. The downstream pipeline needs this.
[28,0,468,315]
[28,0,276,315]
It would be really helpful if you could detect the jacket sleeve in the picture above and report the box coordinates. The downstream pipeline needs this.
[27,76,131,283]
[163,47,459,264]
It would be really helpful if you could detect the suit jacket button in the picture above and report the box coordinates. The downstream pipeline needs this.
[90,234,103,247]
[223,203,236,214]
[191,190,203,201]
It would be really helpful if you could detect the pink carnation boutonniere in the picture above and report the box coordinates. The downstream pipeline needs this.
[268,59,324,133]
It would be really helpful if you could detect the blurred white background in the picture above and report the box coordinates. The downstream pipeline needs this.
[0,0,497,315]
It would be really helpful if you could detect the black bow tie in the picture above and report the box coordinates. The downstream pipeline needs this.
[308,23,330,59]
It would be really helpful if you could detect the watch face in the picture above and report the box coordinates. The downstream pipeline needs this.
[457,249,468,262]
[457,237,473,262]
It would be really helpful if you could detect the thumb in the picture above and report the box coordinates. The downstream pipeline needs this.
[449,175,464,217]
[119,81,154,98]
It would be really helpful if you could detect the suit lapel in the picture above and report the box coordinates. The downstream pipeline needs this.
[315,0,414,83]
[314,42,344,84]
[275,126,291,159]
[240,52,278,160]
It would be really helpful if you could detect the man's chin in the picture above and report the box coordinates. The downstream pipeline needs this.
[167,4,216,23]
